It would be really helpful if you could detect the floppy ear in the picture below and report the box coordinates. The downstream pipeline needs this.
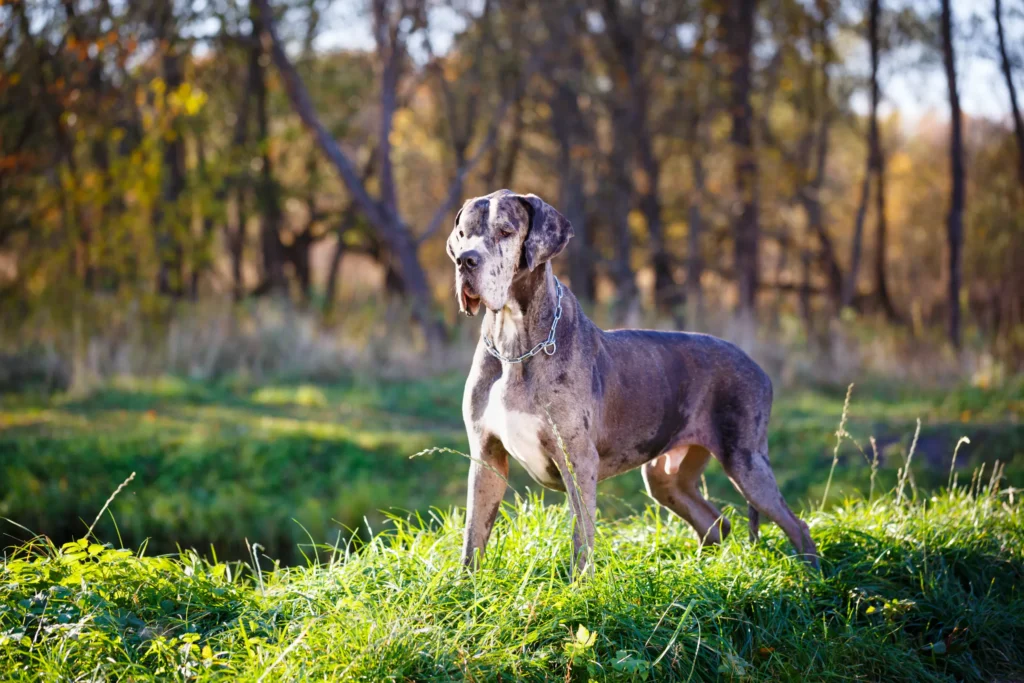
[516,194,574,271]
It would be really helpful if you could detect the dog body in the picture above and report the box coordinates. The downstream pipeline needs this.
[448,190,818,574]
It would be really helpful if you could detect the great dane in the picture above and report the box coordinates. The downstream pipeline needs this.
[447,189,819,576]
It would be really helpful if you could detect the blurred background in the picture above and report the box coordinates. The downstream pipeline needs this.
[0,0,1022,563]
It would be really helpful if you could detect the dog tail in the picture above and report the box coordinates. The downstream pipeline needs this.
[748,505,760,543]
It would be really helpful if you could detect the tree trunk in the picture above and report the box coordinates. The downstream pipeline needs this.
[941,0,965,348]
[686,112,707,323]
[601,0,672,308]
[323,229,348,318]
[844,164,870,309]
[609,104,639,325]
[552,84,594,303]
[191,134,216,300]
[156,47,186,298]
[869,0,897,320]
[995,0,1024,188]
[872,131,897,320]
[224,24,257,303]
[724,0,761,317]
[628,66,671,309]
[229,190,246,302]
[801,111,843,308]
[252,5,287,298]
[482,96,524,190]
[256,0,444,349]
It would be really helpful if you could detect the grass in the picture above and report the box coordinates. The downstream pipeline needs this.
[0,375,1022,679]
[0,481,1021,681]
[1,375,1020,563]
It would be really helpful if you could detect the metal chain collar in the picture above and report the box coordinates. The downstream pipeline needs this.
[483,278,563,364]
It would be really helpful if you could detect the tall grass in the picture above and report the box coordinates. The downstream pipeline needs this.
[1,466,1021,681]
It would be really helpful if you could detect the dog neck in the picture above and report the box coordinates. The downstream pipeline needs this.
[484,263,560,361]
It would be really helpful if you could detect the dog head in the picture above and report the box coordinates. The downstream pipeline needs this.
[446,190,573,316]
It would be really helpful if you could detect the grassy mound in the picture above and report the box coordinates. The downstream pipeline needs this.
[2,481,1021,681]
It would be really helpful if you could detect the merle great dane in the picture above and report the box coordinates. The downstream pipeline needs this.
[447,189,819,576]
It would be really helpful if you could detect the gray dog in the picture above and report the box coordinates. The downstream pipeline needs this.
[447,189,819,575]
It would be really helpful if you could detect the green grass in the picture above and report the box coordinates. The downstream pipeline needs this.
[1,482,1021,681]
[1,376,1022,564]
[1,376,1023,679]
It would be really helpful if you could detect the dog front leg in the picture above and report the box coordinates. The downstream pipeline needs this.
[553,437,598,579]
[461,435,509,570]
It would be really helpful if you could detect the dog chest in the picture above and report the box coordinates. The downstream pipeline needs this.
[480,374,560,487]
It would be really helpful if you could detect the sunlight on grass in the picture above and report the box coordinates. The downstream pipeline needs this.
[250,385,329,408]
[1,482,1021,681]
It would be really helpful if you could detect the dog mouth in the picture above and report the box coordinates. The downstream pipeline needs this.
[459,284,482,317]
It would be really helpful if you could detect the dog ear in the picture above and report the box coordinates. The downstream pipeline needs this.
[515,194,574,271]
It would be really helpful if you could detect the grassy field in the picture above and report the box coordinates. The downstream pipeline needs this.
[1,375,1021,562]
[1,375,1023,680]
[1,486,1022,680]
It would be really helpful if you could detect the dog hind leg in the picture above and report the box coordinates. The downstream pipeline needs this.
[722,445,818,567]
[643,445,731,545]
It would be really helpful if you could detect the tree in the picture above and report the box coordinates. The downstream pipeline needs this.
[870,0,897,320]
[251,1,287,297]
[723,0,761,317]
[995,0,1024,188]
[598,0,676,311]
[940,0,965,348]
[845,0,896,319]
[255,0,524,349]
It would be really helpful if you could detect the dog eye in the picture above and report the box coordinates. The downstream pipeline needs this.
[458,230,464,238]
[498,225,515,238]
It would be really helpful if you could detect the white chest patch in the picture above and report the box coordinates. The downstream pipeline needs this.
[481,374,558,486]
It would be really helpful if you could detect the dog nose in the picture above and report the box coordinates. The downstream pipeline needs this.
[456,250,480,271]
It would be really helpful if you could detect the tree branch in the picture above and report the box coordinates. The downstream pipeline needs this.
[253,0,390,235]
[415,49,544,246]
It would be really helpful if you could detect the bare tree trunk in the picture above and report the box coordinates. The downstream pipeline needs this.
[937,0,962,348]
[609,104,639,325]
[324,152,376,316]
[868,0,897,320]
[844,165,870,309]
[685,112,707,323]
[229,190,246,301]
[372,0,401,225]
[156,45,186,298]
[252,4,287,298]
[191,134,216,300]
[800,225,812,325]
[209,25,257,303]
[872,132,897,320]
[800,112,843,308]
[724,0,760,317]
[552,83,594,303]
[323,229,348,318]
[499,102,524,188]
[995,0,1024,188]
[601,0,672,308]
[941,0,965,348]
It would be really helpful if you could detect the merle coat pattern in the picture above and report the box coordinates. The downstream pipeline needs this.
[448,189,819,576]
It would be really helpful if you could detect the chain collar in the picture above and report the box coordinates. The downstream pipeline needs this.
[483,278,563,364]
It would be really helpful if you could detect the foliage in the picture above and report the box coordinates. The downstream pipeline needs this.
[2,0,1023,366]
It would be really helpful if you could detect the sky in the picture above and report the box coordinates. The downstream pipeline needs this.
[310,0,1021,127]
